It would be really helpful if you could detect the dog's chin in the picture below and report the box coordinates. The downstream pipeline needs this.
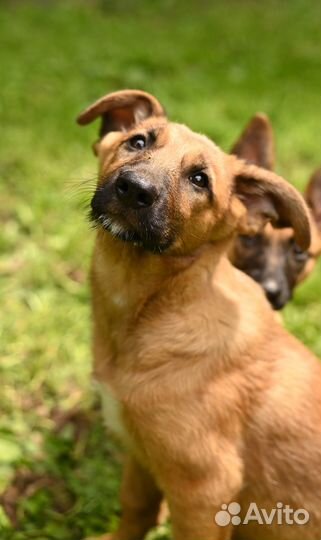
[271,295,291,311]
[93,213,173,254]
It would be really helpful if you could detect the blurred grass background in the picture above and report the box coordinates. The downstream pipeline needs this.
[0,0,320,538]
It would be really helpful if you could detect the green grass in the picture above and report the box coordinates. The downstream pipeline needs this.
[1,0,321,538]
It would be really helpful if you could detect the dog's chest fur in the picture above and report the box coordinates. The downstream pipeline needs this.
[95,381,129,443]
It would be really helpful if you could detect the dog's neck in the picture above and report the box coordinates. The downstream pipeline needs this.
[91,229,277,393]
[92,230,229,302]
[91,231,231,357]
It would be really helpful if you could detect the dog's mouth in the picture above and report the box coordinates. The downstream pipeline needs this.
[90,211,173,254]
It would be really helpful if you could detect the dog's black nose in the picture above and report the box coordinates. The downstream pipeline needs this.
[262,279,287,310]
[115,174,157,209]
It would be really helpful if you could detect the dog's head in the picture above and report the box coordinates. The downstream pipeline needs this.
[77,90,311,258]
[231,114,321,309]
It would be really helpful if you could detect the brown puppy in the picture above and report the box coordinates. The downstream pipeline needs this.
[230,114,321,309]
[77,90,321,540]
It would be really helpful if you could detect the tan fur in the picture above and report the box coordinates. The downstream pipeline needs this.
[230,114,321,309]
[78,90,321,540]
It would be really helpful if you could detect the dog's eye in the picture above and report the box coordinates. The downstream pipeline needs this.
[239,235,261,248]
[189,172,209,189]
[291,240,309,262]
[128,135,146,151]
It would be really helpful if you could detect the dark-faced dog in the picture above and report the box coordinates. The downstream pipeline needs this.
[230,113,321,309]
[77,90,321,540]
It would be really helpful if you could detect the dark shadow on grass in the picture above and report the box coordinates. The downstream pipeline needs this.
[0,402,122,540]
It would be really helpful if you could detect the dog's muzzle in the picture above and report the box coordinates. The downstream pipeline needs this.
[90,172,173,253]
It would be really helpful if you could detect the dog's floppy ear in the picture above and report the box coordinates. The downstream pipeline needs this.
[231,159,311,250]
[305,167,321,231]
[77,89,165,138]
[231,113,275,171]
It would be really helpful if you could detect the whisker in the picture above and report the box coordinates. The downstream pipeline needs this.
[64,175,99,200]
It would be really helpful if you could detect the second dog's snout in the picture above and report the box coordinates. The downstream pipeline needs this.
[115,174,158,209]
[262,278,287,310]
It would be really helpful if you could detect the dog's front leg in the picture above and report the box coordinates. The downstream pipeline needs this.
[169,500,234,540]
[116,455,163,539]
[87,455,163,540]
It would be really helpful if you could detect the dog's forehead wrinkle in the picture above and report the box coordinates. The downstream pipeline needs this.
[164,125,224,178]
[180,152,208,172]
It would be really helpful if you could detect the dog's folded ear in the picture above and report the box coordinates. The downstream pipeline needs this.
[232,159,311,250]
[305,167,321,231]
[77,90,166,138]
[231,113,275,171]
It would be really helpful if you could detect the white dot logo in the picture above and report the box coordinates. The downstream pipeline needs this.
[214,502,241,527]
